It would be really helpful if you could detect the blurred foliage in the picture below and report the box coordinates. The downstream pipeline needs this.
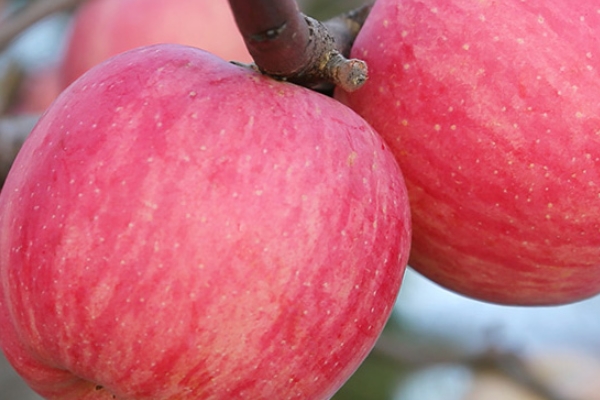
[333,353,402,400]
[333,315,409,400]
[300,0,368,19]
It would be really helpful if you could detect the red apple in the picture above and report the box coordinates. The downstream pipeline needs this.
[336,0,600,305]
[0,44,411,399]
[60,0,252,87]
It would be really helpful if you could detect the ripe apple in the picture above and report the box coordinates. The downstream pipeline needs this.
[0,44,411,399]
[336,0,600,305]
[60,0,252,86]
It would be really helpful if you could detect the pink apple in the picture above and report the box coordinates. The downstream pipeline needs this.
[337,0,600,305]
[0,44,411,399]
[60,0,252,87]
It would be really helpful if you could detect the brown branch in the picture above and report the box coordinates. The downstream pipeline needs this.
[0,114,37,188]
[0,58,24,115]
[322,2,374,58]
[0,0,88,52]
[373,334,571,400]
[227,0,370,92]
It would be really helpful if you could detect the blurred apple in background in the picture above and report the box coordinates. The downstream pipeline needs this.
[0,44,411,399]
[60,0,252,87]
[337,0,600,305]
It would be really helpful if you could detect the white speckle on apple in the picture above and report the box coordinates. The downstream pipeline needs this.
[383,19,389,28]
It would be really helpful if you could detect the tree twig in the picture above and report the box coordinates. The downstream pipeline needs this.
[0,114,38,187]
[321,2,374,59]
[0,0,88,52]
[373,334,571,400]
[227,0,370,92]
[0,58,24,115]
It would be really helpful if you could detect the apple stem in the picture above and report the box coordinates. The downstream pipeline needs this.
[227,0,373,92]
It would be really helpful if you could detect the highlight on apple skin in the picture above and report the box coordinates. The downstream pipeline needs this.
[0,44,412,399]
[337,0,600,305]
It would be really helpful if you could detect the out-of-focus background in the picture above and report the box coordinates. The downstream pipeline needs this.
[1,1,600,399]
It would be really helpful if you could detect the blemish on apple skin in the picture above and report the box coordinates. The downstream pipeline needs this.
[347,151,357,166]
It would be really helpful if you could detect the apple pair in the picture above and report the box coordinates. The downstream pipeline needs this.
[3,0,600,398]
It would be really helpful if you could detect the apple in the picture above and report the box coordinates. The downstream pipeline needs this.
[60,0,252,87]
[336,0,600,305]
[0,44,411,399]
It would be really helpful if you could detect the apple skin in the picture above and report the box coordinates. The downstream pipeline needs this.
[336,0,600,305]
[0,44,411,399]
[60,0,252,87]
